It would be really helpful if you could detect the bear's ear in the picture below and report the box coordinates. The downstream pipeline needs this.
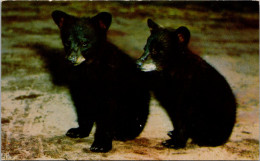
[91,12,112,31]
[176,26,190,45]
[147,19,160,33]
[52,10,71,28]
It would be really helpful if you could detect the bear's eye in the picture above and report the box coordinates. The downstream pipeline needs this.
[81,40,90,47]
[82,43,87,47]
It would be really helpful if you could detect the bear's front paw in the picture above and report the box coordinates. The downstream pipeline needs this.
[90,141,112,153]
[66,128,89,138]
[162,139,186,149]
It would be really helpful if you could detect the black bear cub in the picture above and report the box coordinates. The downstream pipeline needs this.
[137,19,237,149]
[52,11,150,152]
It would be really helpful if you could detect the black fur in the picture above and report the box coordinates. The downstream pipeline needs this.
[52,10,150,152]
[137,19,237,149]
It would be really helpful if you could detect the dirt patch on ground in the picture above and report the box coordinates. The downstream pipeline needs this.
[1,1,259,160]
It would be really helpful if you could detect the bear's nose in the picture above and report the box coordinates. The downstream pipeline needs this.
[136,59,143,69]
[67,55,77,64]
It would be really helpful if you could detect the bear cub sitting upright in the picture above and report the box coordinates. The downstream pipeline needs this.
[52,11,150,152]
[137,19,237,149]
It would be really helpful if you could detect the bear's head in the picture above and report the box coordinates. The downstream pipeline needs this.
[137,19,190,72]
[52,10,112,66]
